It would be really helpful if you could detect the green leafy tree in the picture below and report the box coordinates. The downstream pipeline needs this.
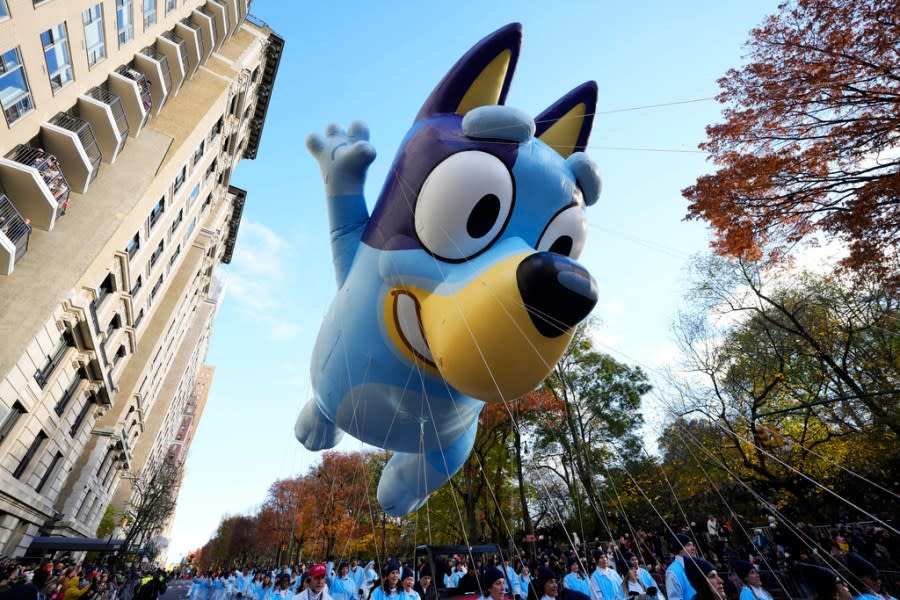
[668,254,899,518]
[532,321,652,534]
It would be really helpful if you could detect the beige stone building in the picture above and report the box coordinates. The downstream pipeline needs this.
[0,0,283,557]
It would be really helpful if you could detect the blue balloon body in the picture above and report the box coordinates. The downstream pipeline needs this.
[299,23,603,516]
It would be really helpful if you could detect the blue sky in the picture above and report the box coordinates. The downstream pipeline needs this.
[166,0,782,563]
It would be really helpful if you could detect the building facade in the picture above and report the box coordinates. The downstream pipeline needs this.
[0,0,282,557]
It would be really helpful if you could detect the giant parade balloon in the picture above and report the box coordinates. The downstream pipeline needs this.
[298,23,602,516]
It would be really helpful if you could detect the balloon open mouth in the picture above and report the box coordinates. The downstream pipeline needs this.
[391,290,435,367]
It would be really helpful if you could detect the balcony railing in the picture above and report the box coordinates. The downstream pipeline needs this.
[159,30,188,73]
[49,112,103,184]
[86,85,130,140]
[0,194,30,265]
[5,145,70,216]
[116,66,152,113]
[140,46,173,97]
[179,18,204,56]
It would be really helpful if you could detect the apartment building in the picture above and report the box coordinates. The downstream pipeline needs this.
[0,0,283,557]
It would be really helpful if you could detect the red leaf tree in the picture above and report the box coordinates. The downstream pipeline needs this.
[683,0,900,282]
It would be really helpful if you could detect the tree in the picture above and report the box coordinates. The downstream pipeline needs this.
[532,322,652,535]
[682,0,900,282]
[667,254,899,518]
[121,460,183,557]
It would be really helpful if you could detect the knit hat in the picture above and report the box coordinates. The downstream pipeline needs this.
[419,565,431,578]
[401,568,415,582]
[309,564,327,579]
[845,553,878,580]
[566,556,580,569]
[799,563,839,599]
[684,558,716,592]
[673,534,692,550]
[730,560,755,581]
[383,560,401,577]
[481,567,505,591]
[592,549,605,561]
[534,567,557,596]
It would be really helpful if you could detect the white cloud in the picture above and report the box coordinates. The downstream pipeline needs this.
[221,221,300,341]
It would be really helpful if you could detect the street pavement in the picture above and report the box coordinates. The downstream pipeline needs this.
[160,578,192,600]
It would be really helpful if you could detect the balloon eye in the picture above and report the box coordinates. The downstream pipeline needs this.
[536,202,587,260]
[415,151,514,262]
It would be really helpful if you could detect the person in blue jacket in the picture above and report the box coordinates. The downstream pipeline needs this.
[664,535,696,600]
[846,553,896,600]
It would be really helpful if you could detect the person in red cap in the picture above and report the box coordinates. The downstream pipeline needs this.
[293,565,332,600]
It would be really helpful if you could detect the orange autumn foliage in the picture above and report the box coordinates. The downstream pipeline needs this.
[683,0,900,284]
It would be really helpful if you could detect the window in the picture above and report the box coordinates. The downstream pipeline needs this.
[185,217,197,243]
[125,231,140,260]
[13,430,47,479]
[106,314,122,337]
[70,395,97,436]
[55,369,85,416]
[36,451,63,493]
[0,1,8,19]
[116,0,134,47]
[202,194,212,212]
[133,307,145,328]
[191,140,205,166]
[83,4,107,68]
[205,158,217,180]
[112,345,126,366]
[0,47,35,125]
[130,274,143,296]
[150,274,163,299]
[173,164,186,193]
[142,0,156,30]
[41,24,74,93]
[0,401,26,446]
[164,0,175,15]
[149,196,165,228]
[168,243,180,268]
[170,208,183,234]
[96,272,116,305]
[34,330,73,388]
[187,183,200,208]
[150,239,164,267]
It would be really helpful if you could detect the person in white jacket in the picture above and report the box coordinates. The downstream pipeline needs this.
[293,565,333,600]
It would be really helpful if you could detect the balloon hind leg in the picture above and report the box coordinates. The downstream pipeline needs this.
[376,418,477,516]
[295,400,344,450]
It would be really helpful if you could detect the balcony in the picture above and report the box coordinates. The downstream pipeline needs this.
[79,85,130,164]
[204,1,229,50]
[134,47,173,116]
[0,194,30,275]
[190,8,216,64]
[244,32,284,159]
[0,145,70,229]
[221,185,246,264]
[109,66,151,137]
[175,19,203,78]
[157,31,188,94]
[41,112,103,194]
[213,0,238,36]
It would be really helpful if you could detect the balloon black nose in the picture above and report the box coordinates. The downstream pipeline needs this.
[516,252,598,338]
